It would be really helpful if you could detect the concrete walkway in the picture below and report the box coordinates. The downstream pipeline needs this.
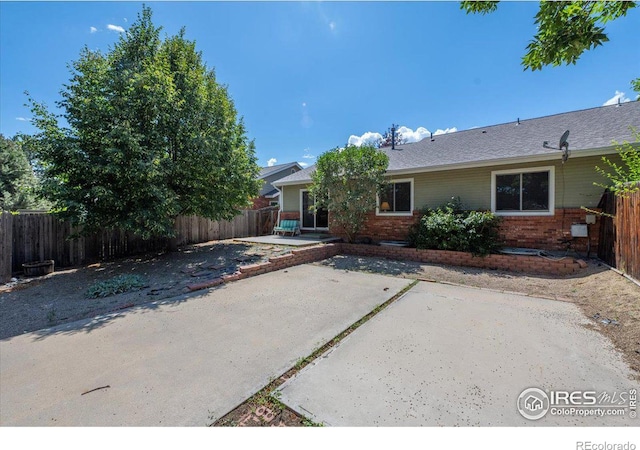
[0,265,410,426]
[278,281,638,426]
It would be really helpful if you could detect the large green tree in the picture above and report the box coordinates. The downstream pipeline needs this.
[461,1,638,95]
[0,134,41,211]
[309,144,389,243]
[26,6,260,239]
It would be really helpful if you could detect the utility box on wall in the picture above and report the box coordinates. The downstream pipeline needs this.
[571,223,588,237]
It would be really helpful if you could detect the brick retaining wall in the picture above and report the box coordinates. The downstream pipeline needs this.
[340,243,581,275]
[187,242,582,292]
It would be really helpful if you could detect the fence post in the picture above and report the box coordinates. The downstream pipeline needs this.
[0,212,13,282]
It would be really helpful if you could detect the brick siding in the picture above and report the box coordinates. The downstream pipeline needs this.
[279,211,300,221]
[250,196,272,210]
[329,208,600,253]
[498,208,600,253]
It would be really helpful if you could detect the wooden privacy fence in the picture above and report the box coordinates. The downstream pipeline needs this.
[0,207,279,282]
[598,184,640,282]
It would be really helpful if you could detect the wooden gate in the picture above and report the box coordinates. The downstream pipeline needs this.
[597,185,640,282]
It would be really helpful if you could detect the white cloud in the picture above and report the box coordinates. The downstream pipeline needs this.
[434,127,458,135]
[348,125,457,147]
[90,26,97,33]
[329,21,336,32]
[298,162,309,168]
[15,117,31,122]
[267,158,277,167]
[603,90,631,106]
[397,126,430,143]
[303,152,315,160]
[107,24,125,33]
[348,131,383,147]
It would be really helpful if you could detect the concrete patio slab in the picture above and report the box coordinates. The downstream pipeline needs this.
[234,234,340,247]
[0,265,410,426]
[278,281,637,426]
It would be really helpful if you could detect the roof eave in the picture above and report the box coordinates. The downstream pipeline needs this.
[385,145,623,177]
[272,145,626,185]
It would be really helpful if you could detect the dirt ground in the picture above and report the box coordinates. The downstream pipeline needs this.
[2,240,639,427]
[0,240,294,340]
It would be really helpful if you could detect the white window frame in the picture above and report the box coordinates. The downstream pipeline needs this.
[376,178,414,217]
[491,166,555,216]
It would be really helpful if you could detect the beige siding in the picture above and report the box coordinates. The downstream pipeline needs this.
[281,184,309,212]
[280,154,618,212]
[411,168,488,210]
[409,155,615,210]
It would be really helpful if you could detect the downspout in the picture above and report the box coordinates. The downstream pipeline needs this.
[276,185,282,226]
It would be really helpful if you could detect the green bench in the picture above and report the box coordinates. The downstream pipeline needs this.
[273,219,301,236]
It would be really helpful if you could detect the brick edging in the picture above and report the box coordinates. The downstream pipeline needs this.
[186,242,583,292]
[340,244,582,275]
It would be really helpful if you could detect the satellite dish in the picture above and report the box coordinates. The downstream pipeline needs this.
[542,130,571,163]
[559,130,569,150]
[559,130,570,163]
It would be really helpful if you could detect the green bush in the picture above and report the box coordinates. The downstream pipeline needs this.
[85,274,147,298]
[408,198,502,256]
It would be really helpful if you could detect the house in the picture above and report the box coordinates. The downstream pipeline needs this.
[524,395,544,412]
[273,102,640,253]
[251,162,303,209]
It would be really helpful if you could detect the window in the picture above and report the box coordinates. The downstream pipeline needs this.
[491,167,554,215]
[269,201,279,207]
[377,179,413,215]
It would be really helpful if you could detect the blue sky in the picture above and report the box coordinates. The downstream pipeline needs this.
[1,1,639,169]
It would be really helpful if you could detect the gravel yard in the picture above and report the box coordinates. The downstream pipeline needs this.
[0,240,293,340]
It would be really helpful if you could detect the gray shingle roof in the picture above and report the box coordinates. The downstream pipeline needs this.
[273,165,316,184]
[274,103,639,186]
[259,162,301,179]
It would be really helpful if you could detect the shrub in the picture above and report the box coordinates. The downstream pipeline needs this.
[85,274,147,298]
[408,198,501,256]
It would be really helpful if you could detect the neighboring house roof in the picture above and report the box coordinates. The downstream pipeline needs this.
[259,162,302,180]
[274,103,640,186]
[263,189,280,198]
[258,161,303,196]
[274,165,317,185]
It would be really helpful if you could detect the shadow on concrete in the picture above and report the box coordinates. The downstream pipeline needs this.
[28,288,214,341]
[317,253,613,281]
[317,254,424,277]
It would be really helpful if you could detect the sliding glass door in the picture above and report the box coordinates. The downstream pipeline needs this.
[301,190,328,229]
